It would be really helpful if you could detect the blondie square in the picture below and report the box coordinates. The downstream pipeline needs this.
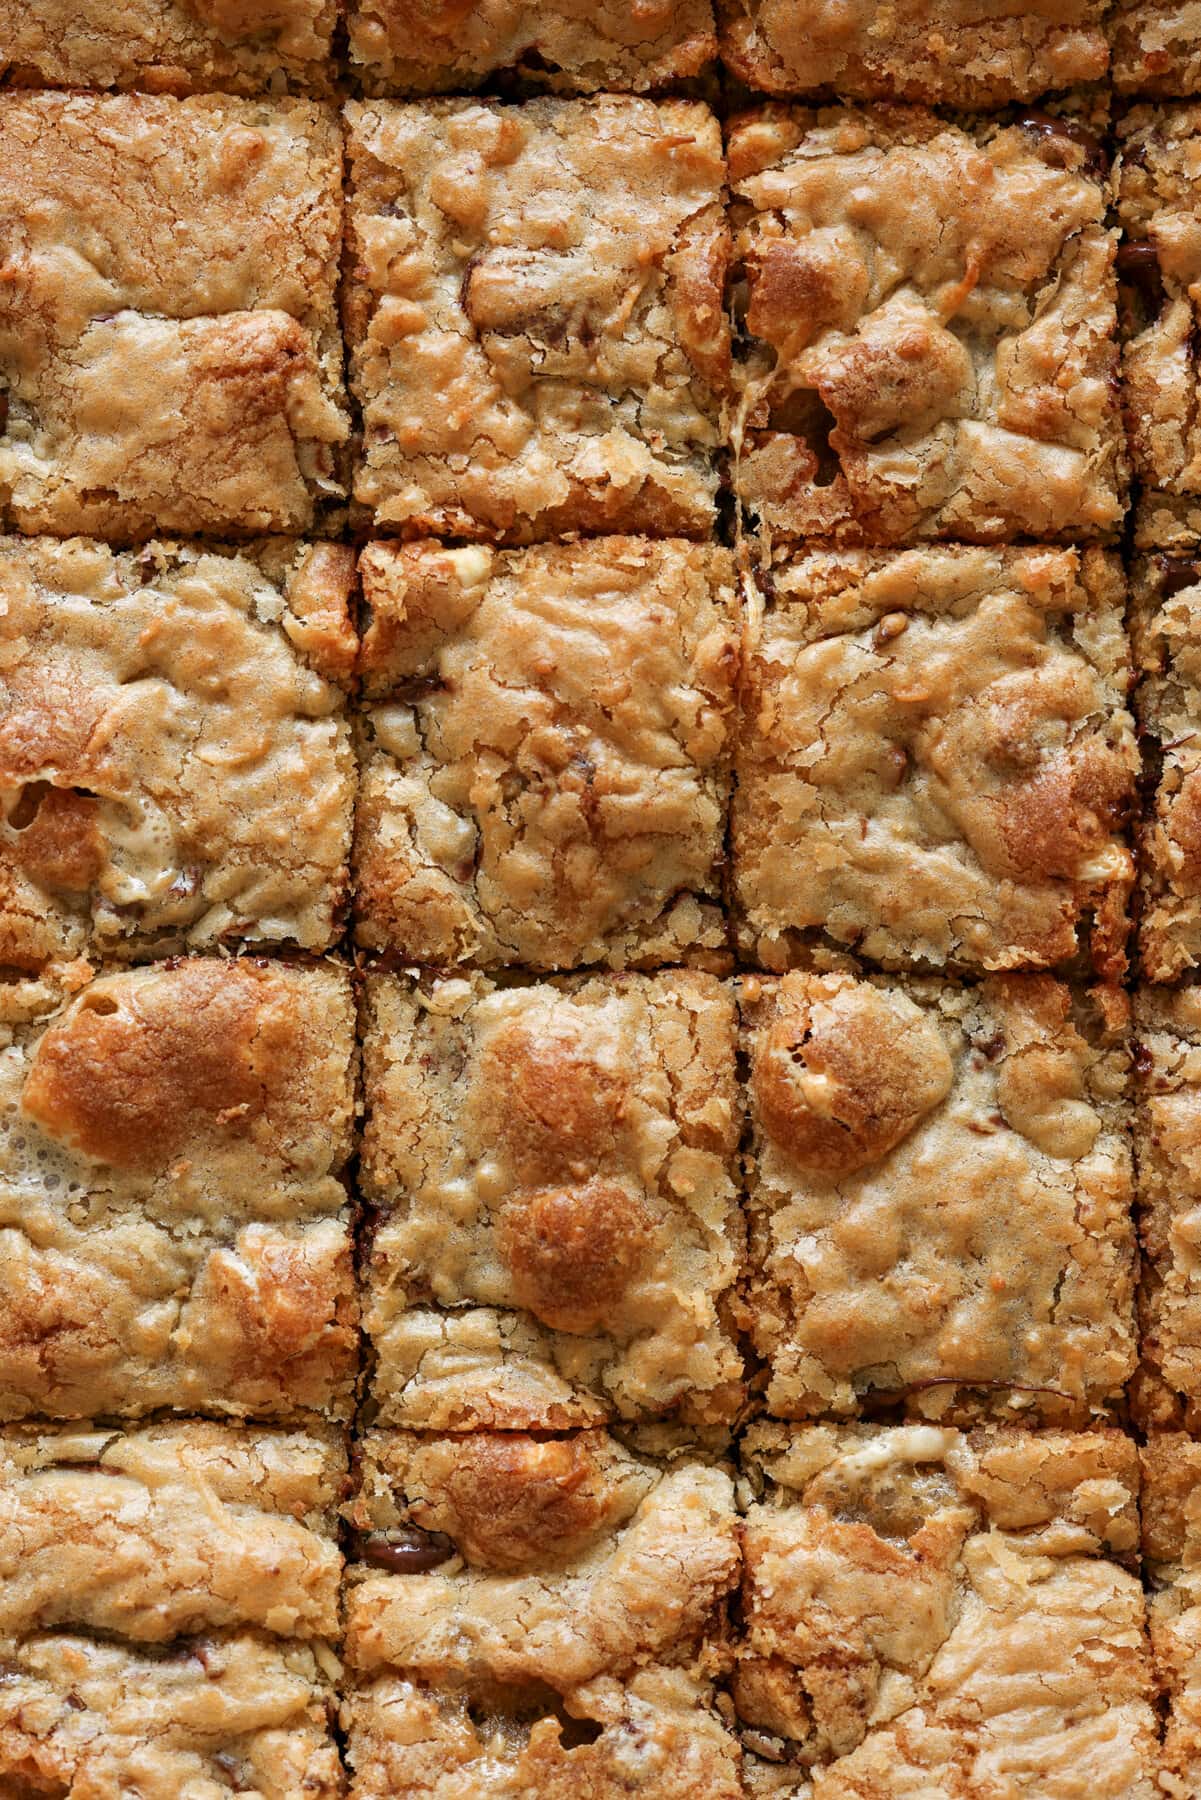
[0,1419,344,1642]
[1130,556,1201,980]
[0,92,347,539]
[343,1672,741,1800]
[349,0,716,94]
[0,1634,344,1800]
[1117,107,1201,548]
[360,969,742,1429]
[732,545,1137,980]
[730,106,1125,546]
[738,968,1136,1423]
[342,1429,742,1798]
[343,97,728,541]
[719,0,1109,104]
[737,1423,1156,1796]
[353,539,737,969]
[1132,989,1201,1431]
[1142,1436,1201,1794]
[1112,1,1201,93]
[0,958,358,1421]
[0,1420,345,1795]
[0,536,355,970]
[0,0,338,94]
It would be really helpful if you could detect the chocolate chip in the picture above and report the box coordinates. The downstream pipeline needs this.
[1118,239,1161,273]
[1014,108,1107,175]
[1118,239,1167,320]
[359,1526,455,1572]
[1133,1042,1154,1078]
[1159,558,1201,598]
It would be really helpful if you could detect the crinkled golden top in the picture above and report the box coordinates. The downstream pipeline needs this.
[734,544,1136,978]
[739,968,1135,1420]
[344,97,727,539]
[0,1419,345,1642]
[360,970,742,1425]
[345,1668,744,1800]
[344,1427,738,1691]
[1,957,355,1213]
[731,105,1123,544]
[0,536,355,964]
[350,0,715,94]
[735,1423,1153,1790]
[0,0,338,94]
[0,93,347,535]
[0,1632,343,1800]
[353,539,737,968]
[0,91,341,352]
[719,0,1107,104]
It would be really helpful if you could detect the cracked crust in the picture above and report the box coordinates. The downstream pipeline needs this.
[0,91,347,539]
[730,105,1125,547]
[0,1419,345,1643]
[1143,1436,1201,1795]
[352,539,737,969]
[0,0,338,94]
[1112,1,1201,94]
[1117,107,1201,549]
[736,1422,1155,1797]
[0,959,358,1422]
[360,970,742,1428]
[349,0,716,95]
[343,1428,738,1691]
[733,545,1137,979]
[0,536,355,968]
[718,0,1109,104]
[343,1668,742,1800]
[0,1632,343,1799]
[343,97,727,541]
[1131,557,1201,980]
[1132,991,1201,1432]
[737,969,1136,1424]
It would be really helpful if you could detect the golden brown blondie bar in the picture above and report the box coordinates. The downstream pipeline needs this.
[343,97,727,541]
[0,1420,345,1795]
[0,536,355,969]
[719,0,1109,104]
[1130,556,1201,979]
[0,0,338,94]
[0,92,347,539]
[1143,1436,1201,1796]
[736,1423,1156,1796]
[732,545,1137,980]
[1133,989,1201,1430]
[0,1634,344,1799]
[0,958,358,1421]
[0,1419,344,1641]
[359,969,742,1428]
[353,539,737,970]
[730,105,1125,546]
[349,0,716,94]
[739,968,1136,1423]
[341,1428,742,1798]
[1117,106,1201,548]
